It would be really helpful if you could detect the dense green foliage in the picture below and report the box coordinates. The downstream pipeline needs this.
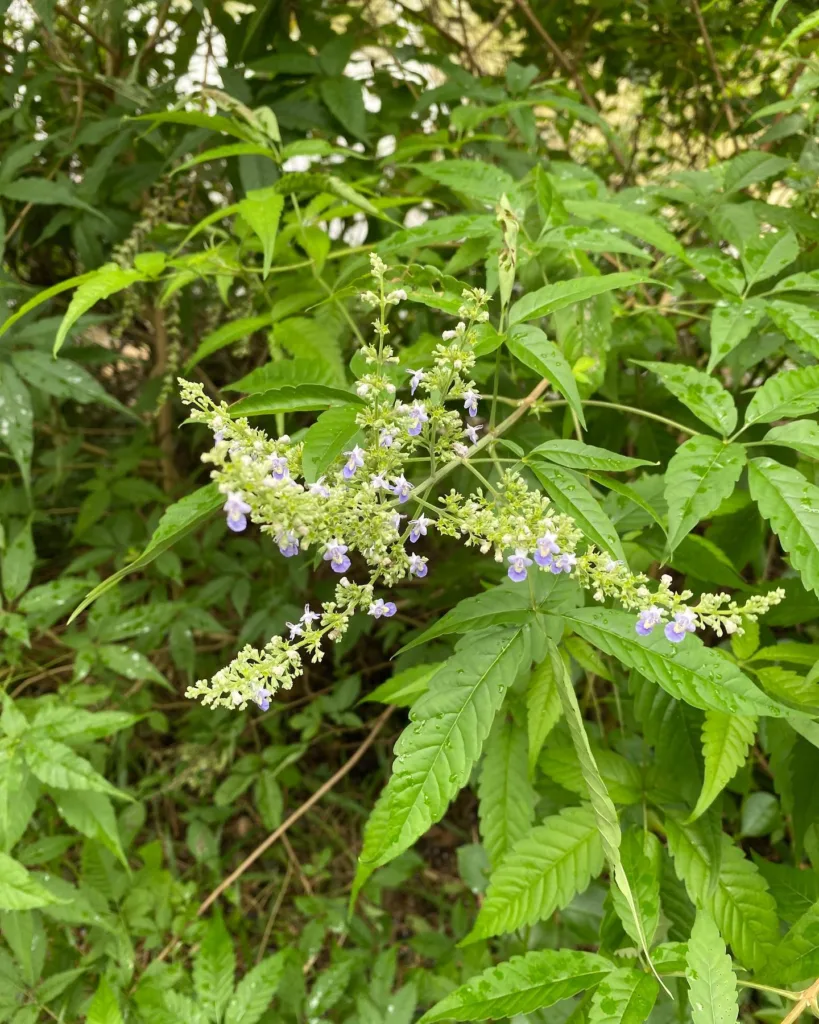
[2,2,819,1022]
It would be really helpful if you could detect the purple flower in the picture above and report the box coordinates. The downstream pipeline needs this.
[255,688,272,712]
[464,423,483,445]
[554,553,576,574]
[277,531,299,557]
[392,475,413,503]
[286,621,304,640]
[370,473,389,490]
[391,512,406,532]
[463,390,479,417]
[369,599,397,618]
[407,368,425,395]
[379,429,395,448]
[407,403,429,437]
[507,548,533,583]
[301,604,320,627]
[214,430,225,445]
[309,477,331,498]
[269,455,289,482]
[665,609,697,644]
[408,553,428,578]
[534,531,560,566]
[409,515,431,543]
[224,491,251,533]
[324,540,351,573]
[343,446,365,480]
[635,606,662,636]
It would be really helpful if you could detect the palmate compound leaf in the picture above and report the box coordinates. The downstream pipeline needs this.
[417,949,613,1023]
[464,804,604,943]
[357,628,529,873]
[748,457,819,597]
[665,818,779,970]
[564,609,786,718]
[588,966,659,1024]
[761,897,819,985]
[688,711,757,823]
[477,715,536,869]
[685,911,739,1024]
[664,437,746,553]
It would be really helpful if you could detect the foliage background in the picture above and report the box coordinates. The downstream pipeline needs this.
[1,0,819,1021]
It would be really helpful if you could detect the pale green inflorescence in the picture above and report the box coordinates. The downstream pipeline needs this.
[179,254,784,711]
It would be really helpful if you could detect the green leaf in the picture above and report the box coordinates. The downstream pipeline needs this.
[564,199,684,258]
[69,484,223,621]
[526,652,563,775]
[2,517,35,602]
[688,712,757,822]
[320,76,367,141]
[238,188,284,278]
[634,361,736,436]
[193,916,236,1022]
[707,300,765,371]
[230,383,362,416]
[132,110,255,141]
[362,663,442,707]
[377,214,496,255]
[0,177,107,220]
[359,628,528,869]
[763,898,819,984]
[87,978,124,1024]
[613,830,663,948]
[744,366,819,428]
[418,949,612,1023]
[11,351,133,418]
[225,954,286,1024]
[172,143,277,176]
[509,272,653,327]
[539,744,643,805]
[723,151,790,194]
[97,645,168,686]
[772,270,819,294]
[551,639,652,964]
[54,266,145,355]
[742,228,799,288]
[506,324,586,427]
[686,250,744,298]
[301,404,364,483]
[538,225,651,260]
[414,159,516,204]
[532,464,626,562]
[665,819,779,969]
[781,10,819,48]
[529,439,654,472]
[748,457,819,597]
[398,583,534,654]
[478,716,536,868]
[0,854,60,911]
[564,609,785,717]
[0,271,98,340]
[588,967,659,1024]
[753,857,819,923]
[184,314,275,372]
[53,791,128,868]
[763,420,819,460]
[664,437,746,553]
[22,740,127,800]
[767,299,819,357]
[0,364,33,490]
[685,911,739,1024]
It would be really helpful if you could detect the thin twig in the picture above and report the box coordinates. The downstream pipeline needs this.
[690,0,738,140]
[781,976,819,1024]
[255,865,292,963]
[54,3,119,58]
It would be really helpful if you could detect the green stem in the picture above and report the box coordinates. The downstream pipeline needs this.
[544,399,701,436]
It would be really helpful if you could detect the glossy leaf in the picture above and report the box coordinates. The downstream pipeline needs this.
[230,383,362,416]
[418,949,612,1023]
[744,366,819,427]
[54,266,145,354]
[301,404,364,483]
[0,363,33,489]
[685,911,739,1024]
[763,420,819,460]
[634,361,737,436]
[526,651,563,775]
[478,716,535,868]
[529,439,654,472]
[238,188,284,277]
[748,457,819,596]
[665,436,746,553]
[509,271,653,327]
[588,967,659,1024]
[533,463,626,562]
[708,300,765,371]
[184,314,275,371]
[225,954,286,1024]
[688,712,757,822]
[0,854,60,911]
[506,323,586,427]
